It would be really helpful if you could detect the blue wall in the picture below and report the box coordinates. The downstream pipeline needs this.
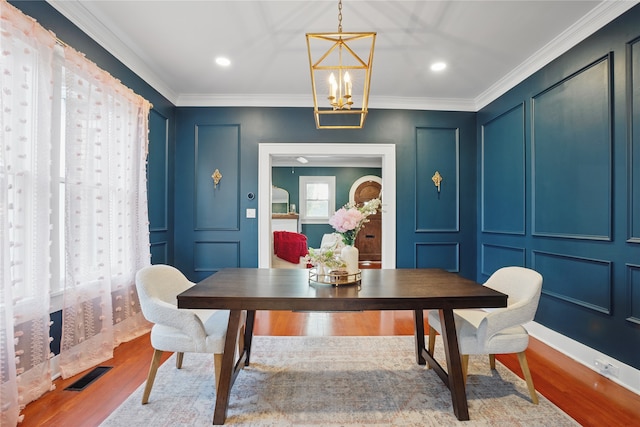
[10,1,640,370]
[477,7,640,369]
[174,107,477,281]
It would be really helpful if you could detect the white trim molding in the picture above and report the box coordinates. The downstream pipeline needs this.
[527,321,640,395]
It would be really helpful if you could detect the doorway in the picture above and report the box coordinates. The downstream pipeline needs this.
[258,143,396,268]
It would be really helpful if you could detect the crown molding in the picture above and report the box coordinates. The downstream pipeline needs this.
[176,93,477,112]
[368,96,477,112]
[474,0,639,110]
[175,93,311,108]
[46,0,178,104]
[47,0,637,112]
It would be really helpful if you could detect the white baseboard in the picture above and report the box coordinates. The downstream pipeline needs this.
[526,321,640,395]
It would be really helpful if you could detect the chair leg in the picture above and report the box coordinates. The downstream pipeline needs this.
[214,353,223,391]
[427,326,436,369]
[461,354,469,384]
[517,351,539,404]
[489,354,496,370]
[176,352,184,369]
[142,349,163,404]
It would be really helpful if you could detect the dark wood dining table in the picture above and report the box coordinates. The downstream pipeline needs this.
[177,268,507,424]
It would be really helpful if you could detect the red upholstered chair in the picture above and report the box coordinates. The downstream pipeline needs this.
[271,231,309,268]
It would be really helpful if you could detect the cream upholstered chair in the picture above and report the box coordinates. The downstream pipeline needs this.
[318,232,345,251]
[427,266,543,404]
[135,264,244,404]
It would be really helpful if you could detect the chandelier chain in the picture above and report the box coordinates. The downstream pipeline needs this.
[337,0,343,33]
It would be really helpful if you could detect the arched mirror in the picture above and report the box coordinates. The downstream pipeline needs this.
[271,186,289,214]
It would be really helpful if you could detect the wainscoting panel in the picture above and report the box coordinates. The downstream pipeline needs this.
[531,55,612,240]
[627,264,640,324]
[481,103,526,235]
[150,241,168,265]
[194,241,240,273]
[533,251,612,314]
[480,244,526,277]
[415,242,459,272]
[415,127,459,232]
[630,38,640,243]
[194,125,240,231]
[148,109,169,232]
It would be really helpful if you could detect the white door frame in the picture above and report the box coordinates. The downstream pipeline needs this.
[258,143,396,268]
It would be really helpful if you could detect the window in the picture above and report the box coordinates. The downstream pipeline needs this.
[299,176,335,224]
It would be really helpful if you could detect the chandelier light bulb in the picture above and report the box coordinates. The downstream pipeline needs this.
[329,73,337,100]
[344,72,352,97]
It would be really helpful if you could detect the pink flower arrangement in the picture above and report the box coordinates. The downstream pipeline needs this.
[329,207,365,233]
[328,196,381,246]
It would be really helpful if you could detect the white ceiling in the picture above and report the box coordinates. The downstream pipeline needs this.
[47,0,638,112]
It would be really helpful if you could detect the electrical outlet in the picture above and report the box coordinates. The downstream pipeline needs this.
[594,358,619,378]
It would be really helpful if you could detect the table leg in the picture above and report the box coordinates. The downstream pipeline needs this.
[243,310,256,366]
[438,308,469,421]
[213,309,242,425]
[413,309,426,365]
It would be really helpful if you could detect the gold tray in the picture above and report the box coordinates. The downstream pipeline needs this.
[309,268,361,286]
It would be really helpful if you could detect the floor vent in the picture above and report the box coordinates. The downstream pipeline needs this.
[65,366,112,391]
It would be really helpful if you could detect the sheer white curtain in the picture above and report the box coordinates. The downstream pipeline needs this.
[1,0,152,423]
[59,46,151,377]
[1,2,57,424]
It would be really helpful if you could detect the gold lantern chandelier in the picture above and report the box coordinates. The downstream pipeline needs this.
[306,0,376,129]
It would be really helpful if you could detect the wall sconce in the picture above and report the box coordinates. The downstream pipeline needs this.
[212,169,222,188]
[432,171,443,193]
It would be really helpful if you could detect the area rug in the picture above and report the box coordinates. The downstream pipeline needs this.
[100,336,578,426]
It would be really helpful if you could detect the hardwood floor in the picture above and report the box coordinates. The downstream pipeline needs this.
[20,310,640,427]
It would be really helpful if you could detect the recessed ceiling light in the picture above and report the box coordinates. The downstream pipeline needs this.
[296,156,309,164]
[215,57,231,67]
[430,62,447,72]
